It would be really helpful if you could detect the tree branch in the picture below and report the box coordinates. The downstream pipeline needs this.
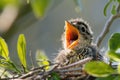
[2,57,91,80]
[58,57,92,70]
[117,4,120,13]
[96,4,120,47]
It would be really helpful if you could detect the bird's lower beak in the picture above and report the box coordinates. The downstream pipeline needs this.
[65,21,80,49]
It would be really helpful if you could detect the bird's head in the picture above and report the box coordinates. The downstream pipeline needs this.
[62,18,93,50]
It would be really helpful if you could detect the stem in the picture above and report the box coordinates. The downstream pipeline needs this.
[96,3,120,47]
[59,57,92,70]
[8,61,21,73]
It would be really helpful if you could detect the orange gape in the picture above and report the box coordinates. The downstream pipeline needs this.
[65,21,80,49]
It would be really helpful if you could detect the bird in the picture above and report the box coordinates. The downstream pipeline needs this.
[54,18,102,79]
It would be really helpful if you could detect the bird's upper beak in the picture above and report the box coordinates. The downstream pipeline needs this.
[65,21,80,49]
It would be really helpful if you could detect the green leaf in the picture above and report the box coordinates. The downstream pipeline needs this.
[0,59,13,71]
[96,75,116,80]
[30,0,50,18]
[117,0,120,3]
[117,63,120,74]
[107,33,120,62]
[0,37,9,60]
[36,50,50,70]
[0,59,20,73]
[0,0,20,8]
[48,72,60,80]
[84,61,115,77]
[17,34,27,69]
[107,50,120,62]
[109,33,120,51]
[114,76,120,80]
[103,0,112,16]
[97,75,120,80]
[111,4,117,15]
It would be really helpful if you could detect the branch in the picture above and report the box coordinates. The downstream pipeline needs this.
[58,57,92,70]
[96,4,120,47]
[117,3,120,13]
[3,57,91,80]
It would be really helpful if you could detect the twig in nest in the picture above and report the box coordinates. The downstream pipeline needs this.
[19,68,43,79]
[96,3,120,47]
[18,64,58,79]
[29,50,35,68]
[58,57,92,70]
[0,69,6,78]
[58,67,82,73]
[62,73,85,79]
[11,57,92,80]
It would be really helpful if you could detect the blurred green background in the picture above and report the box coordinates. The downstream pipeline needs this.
[0,0,120,65]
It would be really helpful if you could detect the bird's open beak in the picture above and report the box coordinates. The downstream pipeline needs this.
[65,21,80,49]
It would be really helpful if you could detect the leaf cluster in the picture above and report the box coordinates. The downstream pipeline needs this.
[0,34,27,78]
[0,34,60,79]
[104,0,120,16]
[0,0,50,18]
[84,33,120,80]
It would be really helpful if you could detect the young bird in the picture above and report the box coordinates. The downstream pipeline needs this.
[55,18,102,68]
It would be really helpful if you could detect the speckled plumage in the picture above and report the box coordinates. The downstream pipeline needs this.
[54,18,102,80]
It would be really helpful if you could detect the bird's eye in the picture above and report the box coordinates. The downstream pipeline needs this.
[81,26,86,33]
